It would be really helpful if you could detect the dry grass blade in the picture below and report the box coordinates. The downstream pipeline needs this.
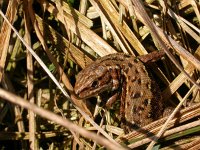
[147,79,199,149]
[23,0,37,149]
[0,88,126,150]
[0,0,200,149]
[98,0,148,55]
[129,119,200,149]
[35,14,93,68]
[126,0,200,148]
[0,8,123,148]
[163,46,200,100]
[116,102,200,147]
[45,0,116,56]
[0,0,18,81]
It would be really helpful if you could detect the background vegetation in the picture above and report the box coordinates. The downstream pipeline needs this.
[0,0,200,149]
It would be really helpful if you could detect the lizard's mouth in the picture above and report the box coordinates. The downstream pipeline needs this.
[76,82,113,99]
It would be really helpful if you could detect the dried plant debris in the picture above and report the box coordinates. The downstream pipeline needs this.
[0,0,200,149]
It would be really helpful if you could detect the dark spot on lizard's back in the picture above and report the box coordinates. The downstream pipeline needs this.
[128,76,131,80]
[144,99,149,106]
[132,107,137,113]
[138,78,141,84]
[128,62,133,68]
[124,54,131,58]
[138,106,144,111]
[128,86,131,92]
[135,68,139,74]
[126,101,130,106]
[132,92,141,99]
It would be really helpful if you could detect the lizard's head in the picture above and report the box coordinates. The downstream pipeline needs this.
[74,63,113,99]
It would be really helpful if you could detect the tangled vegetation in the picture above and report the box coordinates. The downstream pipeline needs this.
[0,0,200,149]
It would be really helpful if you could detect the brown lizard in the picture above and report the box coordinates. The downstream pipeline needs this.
[74,51,164,132]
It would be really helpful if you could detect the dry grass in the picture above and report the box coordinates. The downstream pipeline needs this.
[0,0,200,149]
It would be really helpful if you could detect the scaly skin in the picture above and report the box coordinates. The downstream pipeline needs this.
[74,53,163,131]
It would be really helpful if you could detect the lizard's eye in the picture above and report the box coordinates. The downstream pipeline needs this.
[91,80,98,88]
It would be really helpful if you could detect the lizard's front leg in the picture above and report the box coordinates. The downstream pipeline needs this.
[105,66,121,107]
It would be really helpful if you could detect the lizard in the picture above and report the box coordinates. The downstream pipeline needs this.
[74,51,164,132]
